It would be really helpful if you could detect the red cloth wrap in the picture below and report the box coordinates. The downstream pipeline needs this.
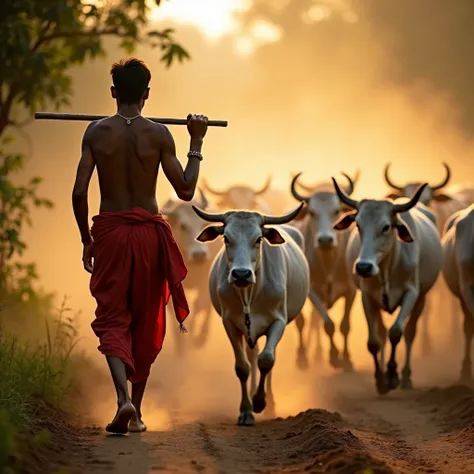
[89,207,189,383]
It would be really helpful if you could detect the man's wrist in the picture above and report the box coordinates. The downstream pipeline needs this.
[190,137,203,152]
[82,234,92,245]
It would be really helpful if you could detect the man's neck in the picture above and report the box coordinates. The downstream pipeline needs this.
[117,104,142,117]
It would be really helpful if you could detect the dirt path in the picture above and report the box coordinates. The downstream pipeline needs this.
[73,372,474,474]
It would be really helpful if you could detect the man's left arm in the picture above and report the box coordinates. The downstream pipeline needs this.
[72,122,96,245]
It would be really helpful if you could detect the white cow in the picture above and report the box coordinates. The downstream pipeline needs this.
[201,175,274,213]
[384,162,469,356]
[203,176,309,370]
[193,204,310,425]
[333,180,443,394]
[161,189,220,354]
[442,204,474,383]
[289,171,359,372]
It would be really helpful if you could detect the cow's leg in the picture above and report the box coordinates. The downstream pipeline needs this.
[294,312,308,370]
[309,289,340,368]
[223,318,255,426]
[245,341,259,397]
[420,291,432,357]
[340,289,356,372]
[252,318,286,413]
[460,286,474,383]
[387,287,419,391]
[310,306,323,363]
[193,299,213,349]
[264,369,276,418]
[400,295,425,389]
[362,292,388,394]
[376,311,387,372]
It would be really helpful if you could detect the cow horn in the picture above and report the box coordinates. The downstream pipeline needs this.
[291,173,311,202]
[383,162,403,191]
[192,205,225,222]
[201,178,227,196]
[431,162,451,191]
[262,203,305,226]
[392,183,428,214]
[254,175,272,195]
[198,187,209,209]
[332,178,359,209]
[341,172,357,195]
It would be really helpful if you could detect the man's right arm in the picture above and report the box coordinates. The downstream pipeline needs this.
[160,120,206,202]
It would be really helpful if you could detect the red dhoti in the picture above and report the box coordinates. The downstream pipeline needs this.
[89,207,189,383]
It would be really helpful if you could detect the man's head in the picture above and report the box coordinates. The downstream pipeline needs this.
[110,57,151,108]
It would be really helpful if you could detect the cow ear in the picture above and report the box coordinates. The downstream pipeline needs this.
[395,216,414,243]
[195,225,224,242]
[385,192,401,201]
[291,204,308,221]
[263,227,286,245]
[333,210,357,231]
[432,192,452,202]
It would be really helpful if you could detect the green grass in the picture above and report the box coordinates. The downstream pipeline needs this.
[0,296,83,472]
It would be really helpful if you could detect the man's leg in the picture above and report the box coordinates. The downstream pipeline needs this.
[129,379,148,432]
[90,227,136,434]
[128,226,166,433]
[105,356,136,434]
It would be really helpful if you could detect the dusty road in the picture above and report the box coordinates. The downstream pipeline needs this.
[73,371,474,474]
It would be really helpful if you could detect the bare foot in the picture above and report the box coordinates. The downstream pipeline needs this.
[129,415,147,433]
[105,402,136,434]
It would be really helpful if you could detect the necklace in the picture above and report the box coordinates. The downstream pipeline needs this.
[116,112,141,125]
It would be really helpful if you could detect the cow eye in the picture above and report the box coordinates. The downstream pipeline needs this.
[180,222,188,231]
[382,224,391,233]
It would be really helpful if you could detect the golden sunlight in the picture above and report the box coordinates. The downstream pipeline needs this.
[150,0,251,39]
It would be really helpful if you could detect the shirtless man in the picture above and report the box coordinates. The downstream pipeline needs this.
[72,57,208,434]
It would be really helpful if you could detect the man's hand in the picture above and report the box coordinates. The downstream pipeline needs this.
[187,114,208,140]
[82,242,94,273]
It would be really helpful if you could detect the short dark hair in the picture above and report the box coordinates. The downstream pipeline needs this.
[110,57,151,105]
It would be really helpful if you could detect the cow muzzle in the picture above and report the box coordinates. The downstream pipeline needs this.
[355,260,378,278]
[316,233,336,250]
[189,248,208,262]
[230,267,255,288]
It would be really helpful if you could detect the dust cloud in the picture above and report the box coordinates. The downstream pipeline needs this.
[11,0,474,425]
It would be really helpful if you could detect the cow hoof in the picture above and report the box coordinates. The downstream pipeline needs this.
[296,350,309,371]
[341,357,354,373]
[460,361,472,384]
[386,370,399,391]
[237,410,255,426]
[252,393,266,414]
[375,372,389,395]
[400,377,413,390]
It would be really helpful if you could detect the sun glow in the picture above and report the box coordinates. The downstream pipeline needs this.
[150,0,251,39]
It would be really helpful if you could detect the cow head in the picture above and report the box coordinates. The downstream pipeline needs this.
[193,203,305,288]
[332,178,427,278]
[383,162,452,205]
[290,170,360,251]
[200,175,272,211]
[161,188,211,263]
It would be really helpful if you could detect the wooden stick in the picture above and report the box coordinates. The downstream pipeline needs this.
[34,112,228,127]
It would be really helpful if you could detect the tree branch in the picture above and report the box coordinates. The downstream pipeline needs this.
[31,27,124,52]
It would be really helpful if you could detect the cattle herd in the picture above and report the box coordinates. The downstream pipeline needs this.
[161,163,474,426]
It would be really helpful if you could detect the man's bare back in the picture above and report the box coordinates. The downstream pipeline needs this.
[82,115,206,215]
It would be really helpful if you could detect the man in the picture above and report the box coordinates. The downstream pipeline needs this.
[72,57,208,434]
